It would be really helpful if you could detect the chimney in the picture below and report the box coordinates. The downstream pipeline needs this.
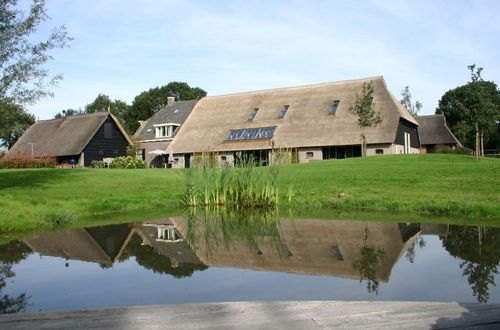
[167,96,175,105]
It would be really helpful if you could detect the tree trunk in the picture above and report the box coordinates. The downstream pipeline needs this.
[480,132,484,157]
[361,131,366,157]
[475,122,480,159]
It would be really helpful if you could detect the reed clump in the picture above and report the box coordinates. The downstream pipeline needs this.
[180,153,282,208]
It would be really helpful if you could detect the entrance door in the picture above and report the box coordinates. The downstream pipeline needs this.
[184,154,191,168]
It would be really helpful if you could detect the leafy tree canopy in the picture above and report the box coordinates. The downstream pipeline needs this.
[0,0,71,149]
[400,86,422,117]
[123,82,207,133]
[53,94,129,120]
[436,66,500,152]
[0,103,34,149]
[349,82,383,157]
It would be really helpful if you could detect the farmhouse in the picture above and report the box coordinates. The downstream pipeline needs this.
[134,98,199,167]
[416,114,462,153]
[4,112,132,167]
[167,76,420,168]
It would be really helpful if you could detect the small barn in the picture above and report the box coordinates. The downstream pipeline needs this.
[416,114,462,153]
[4,112,132,166]
[168,76,420,168]
[134,98,199,168]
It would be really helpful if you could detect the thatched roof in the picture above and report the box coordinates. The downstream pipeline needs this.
[135,99,199,140]
[416,114,461,145]
[5,112,132,159]
[169,76,417,153]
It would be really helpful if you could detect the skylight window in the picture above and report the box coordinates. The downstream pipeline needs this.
[173,109,180,114]
[330,100,340,114]
[248,108,259,121]
[278,105,289,119]
[225,127,276,141]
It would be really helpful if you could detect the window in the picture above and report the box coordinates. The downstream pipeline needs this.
[329,100,340,114]
[278,105,289,119]
[173,109,180,114]
[375,149,384,155]
[154,124,179,138]
[156,225,182,242]
[225,127,276,141]
[306,152,314,158]
[330,246,344,261]
[104,123,112,139]
[220,156,227,161]
[248,108,259,121]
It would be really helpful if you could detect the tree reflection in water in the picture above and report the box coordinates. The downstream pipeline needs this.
[119,234,207,278]
[0,240,32,313]
[441,225,500,303]
[352,227,386,294]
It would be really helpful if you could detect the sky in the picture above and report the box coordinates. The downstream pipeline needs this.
[24,0,500,120]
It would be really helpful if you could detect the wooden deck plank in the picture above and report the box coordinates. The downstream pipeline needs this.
[0,301,499,329]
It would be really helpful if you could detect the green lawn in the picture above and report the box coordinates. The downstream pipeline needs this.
[0,154,498,233]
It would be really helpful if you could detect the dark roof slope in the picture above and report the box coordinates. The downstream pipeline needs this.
[416,114,461,145]
[5,112,131,159]
[135,99,199,140]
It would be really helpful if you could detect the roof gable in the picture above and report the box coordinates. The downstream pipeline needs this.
[135,99,199,140]
[5,112,132,159]
[416,114,461,145]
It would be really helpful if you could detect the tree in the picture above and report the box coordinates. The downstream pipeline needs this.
[0,103,35,149]
[400,86,422,117]
[0,0,72,148]
[349,82,383,157]
[84,94,129,119]
[53,94,129,123]
[123,82,206,133]
[436,65,500,158]
[53,108,82,118]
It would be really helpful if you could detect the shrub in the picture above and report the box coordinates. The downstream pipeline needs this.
[0,157,56,169]
[109,156,146,169]
[435,145,472,155]
[91,160,104,168]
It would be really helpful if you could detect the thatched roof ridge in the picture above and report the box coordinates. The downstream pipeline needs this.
[169,76,418,154]
[5,112,132,159]
[416,114,461,145]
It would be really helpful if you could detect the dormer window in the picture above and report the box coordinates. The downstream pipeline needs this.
[278,105,289,119]
[248,108,259,121]
[154,123,179,138]
[330,100,340,114]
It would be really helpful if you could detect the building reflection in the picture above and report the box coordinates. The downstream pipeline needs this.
[22,217,445,285]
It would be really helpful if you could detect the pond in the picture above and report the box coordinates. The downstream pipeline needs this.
[1,213,500,313]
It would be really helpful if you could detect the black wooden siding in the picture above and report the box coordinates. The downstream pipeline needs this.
[82,117,129,166]
[395,118,420,148]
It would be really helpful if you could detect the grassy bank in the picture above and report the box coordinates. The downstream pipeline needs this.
[0,154,498,233]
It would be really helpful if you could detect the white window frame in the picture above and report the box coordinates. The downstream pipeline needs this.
[154,123,179,139]
[404,132,411,154]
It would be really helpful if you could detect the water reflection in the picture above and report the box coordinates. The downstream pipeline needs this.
[1,215,499,313]
[441,225,500,303]
[0,240,31,313]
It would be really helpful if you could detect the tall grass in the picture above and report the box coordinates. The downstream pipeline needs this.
[185,207,284,258]
[179,153,282,208]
